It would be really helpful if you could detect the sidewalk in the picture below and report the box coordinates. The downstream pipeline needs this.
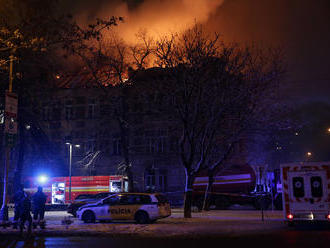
[0,209,286,238]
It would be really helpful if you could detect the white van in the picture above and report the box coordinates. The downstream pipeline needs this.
[280,162,330,225]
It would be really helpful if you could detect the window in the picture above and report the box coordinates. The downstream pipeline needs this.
[140,195,152,204]
[75,106,85,119]
[113,138,121,155]
[100,104,111,117]
[103,196,119,205]
[148,137,166,153]
[42,107,51,120]
[155,194,169,204]
[65,105,73,120]
[75,121,85,128]
[52,108,61,120]
[145,170,156,192]
[292,177,304,197]
[49,122,61,129]
[87,104,96,119]
[118,195,130,205]
[310,176,323,197]
[75,96,86,104]
[86,140,96,153]
[158,174,167,192]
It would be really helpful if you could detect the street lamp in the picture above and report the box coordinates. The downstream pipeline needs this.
[65,138,80,203]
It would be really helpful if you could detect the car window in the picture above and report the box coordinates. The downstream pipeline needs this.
[125,195,143,204]
[118,195,130,205]
[140,195,152,204]
[155,194,169,203]
[103,195,119,205]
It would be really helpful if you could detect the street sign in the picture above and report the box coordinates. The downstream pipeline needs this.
[5,91,18,118]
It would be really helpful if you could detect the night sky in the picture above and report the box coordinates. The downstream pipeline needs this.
[61,0,330,104]
[59,0,330,161]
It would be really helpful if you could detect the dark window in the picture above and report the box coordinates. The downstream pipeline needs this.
[49,122,61,129]
[75,106,85,119]
[100,104,111,117]
[94,193,113,199]
[118,195,130,205]
[113,138,121,155]
[103,195,119,205]
[155,194,169,204]
[310,176,323,197]
[75,96,86,104]
[292,177,304,197]
[52,108,61,120]
[87,104,96,119]
[75,121,85,128]
[65,106,73,120]
[140,195,152,204]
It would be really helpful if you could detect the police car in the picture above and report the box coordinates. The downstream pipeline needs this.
[76,193,171,224]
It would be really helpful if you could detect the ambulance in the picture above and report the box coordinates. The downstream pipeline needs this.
[280,162,330,225]
[76,192,171,224]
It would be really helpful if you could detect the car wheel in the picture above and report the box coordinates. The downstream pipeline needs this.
[135,211,150,224]
[82,211,95,223]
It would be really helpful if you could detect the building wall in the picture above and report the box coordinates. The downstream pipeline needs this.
[21,85,186,205]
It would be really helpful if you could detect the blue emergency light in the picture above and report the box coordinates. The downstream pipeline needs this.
[37,175,48,184]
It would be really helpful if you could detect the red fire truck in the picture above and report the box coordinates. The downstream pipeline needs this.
[22,175,128,205]
[192,164,272,210]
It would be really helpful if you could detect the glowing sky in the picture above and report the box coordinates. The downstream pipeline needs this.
[61,0,330,103]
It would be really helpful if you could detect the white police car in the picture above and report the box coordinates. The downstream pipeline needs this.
[76,193,171,224]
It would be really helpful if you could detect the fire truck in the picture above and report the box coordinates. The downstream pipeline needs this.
[192,164,273,210]
[22,175,128,206]
[280,162,330,225]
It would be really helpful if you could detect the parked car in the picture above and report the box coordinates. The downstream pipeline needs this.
[67,193,116,217]
[67,194,96,217]
[76,193,171,224]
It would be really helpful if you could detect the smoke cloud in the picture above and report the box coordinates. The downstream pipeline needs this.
[75,0,224,43]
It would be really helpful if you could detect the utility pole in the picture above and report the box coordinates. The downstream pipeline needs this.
[65,136,80,203]
[1,54,18,224]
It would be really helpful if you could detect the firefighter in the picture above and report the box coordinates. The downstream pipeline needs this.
[32,186,47,229]
[12,184,25,229]
[18,193,32,234]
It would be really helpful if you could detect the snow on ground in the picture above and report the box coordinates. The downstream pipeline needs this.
[0,209,286,237]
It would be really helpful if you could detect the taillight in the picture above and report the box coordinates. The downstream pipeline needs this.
[326,214,330,220]
[287,214,294,220]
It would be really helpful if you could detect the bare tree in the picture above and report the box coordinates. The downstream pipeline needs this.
[153,25,285,218]
[68,31,155,192]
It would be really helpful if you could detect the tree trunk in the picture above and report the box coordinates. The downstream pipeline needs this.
[202,172,214,211]
[183,173,195,218]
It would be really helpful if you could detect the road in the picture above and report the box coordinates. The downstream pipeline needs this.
[1,230,330,248]
[0,209,329,248]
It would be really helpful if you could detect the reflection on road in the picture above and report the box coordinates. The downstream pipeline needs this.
[0,230,330,248]
[0,237,120,248]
